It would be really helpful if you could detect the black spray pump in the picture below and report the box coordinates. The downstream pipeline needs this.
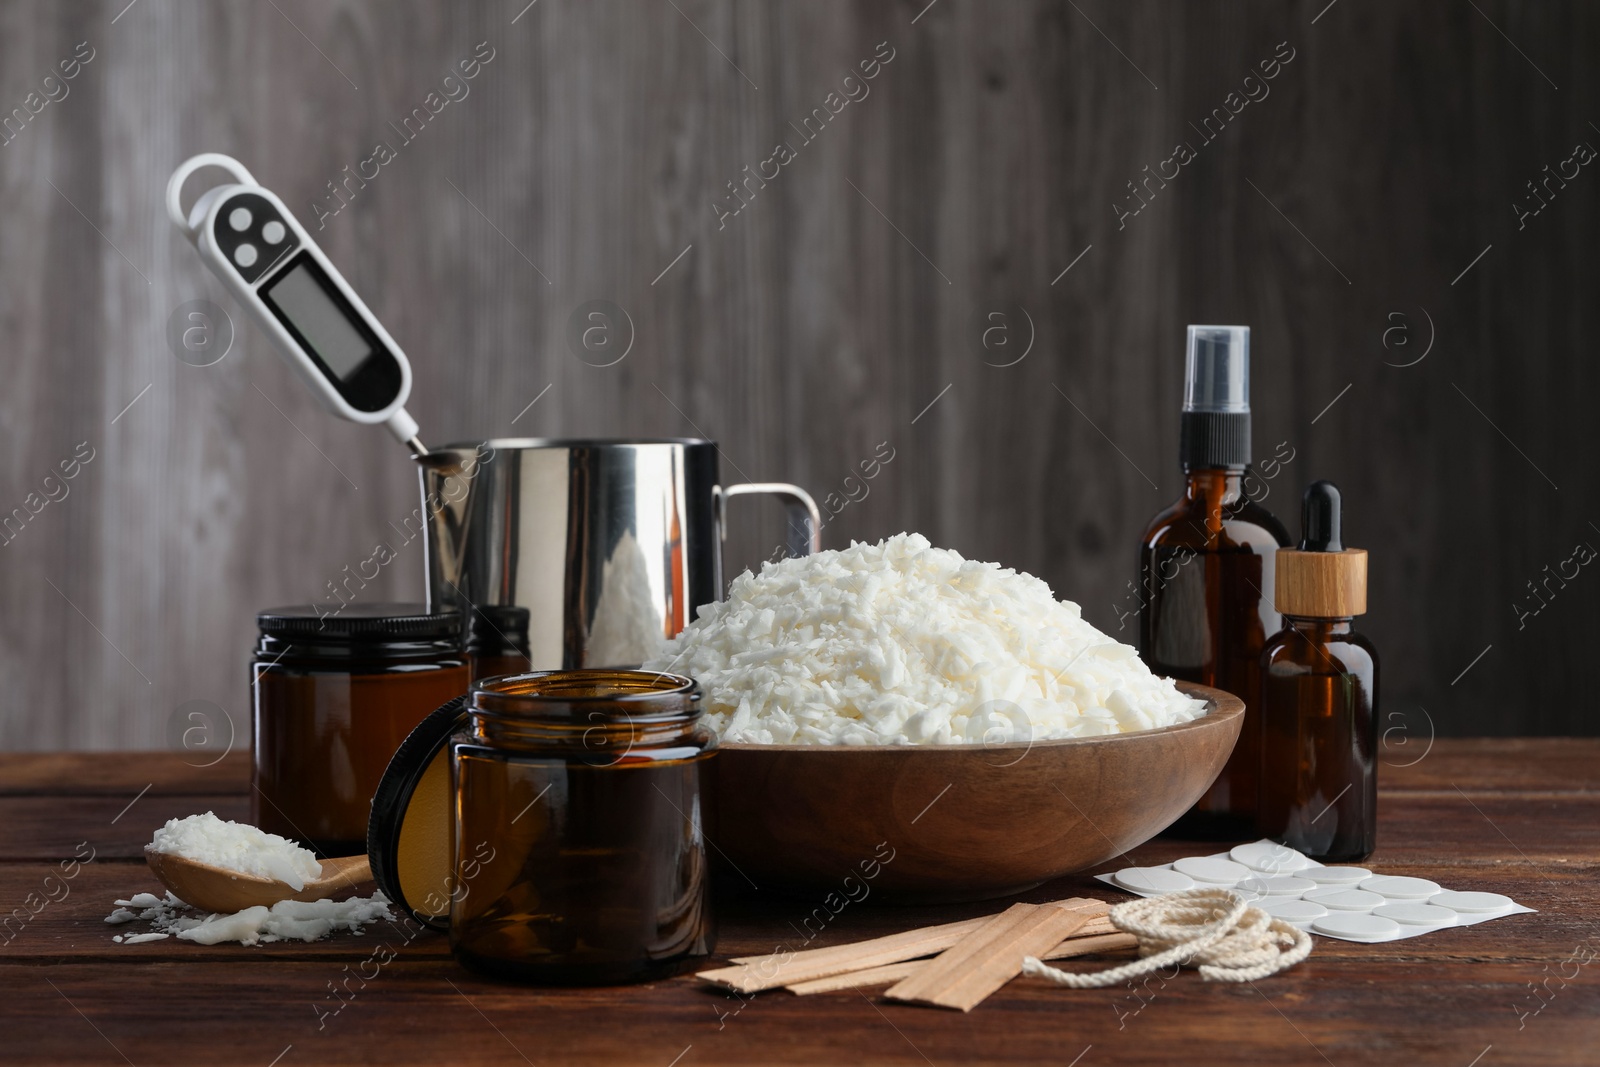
[1179,325,1252,470]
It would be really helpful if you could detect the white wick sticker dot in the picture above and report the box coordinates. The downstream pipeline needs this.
[1304,866,1372,885]
[1113,867,1195,895]
[1262,898,1329,922]
[1429,890,1515,914]
[1373,903,1458,927]
[1305,888,1386,912]
[1229,840,1315,873]
[1172,856,1250,884]
[1313,912,1401,939]
[1360,876,1442,900]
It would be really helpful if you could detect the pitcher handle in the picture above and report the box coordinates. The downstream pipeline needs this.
[720,483,822,558]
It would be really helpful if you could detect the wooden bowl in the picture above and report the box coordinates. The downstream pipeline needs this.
[708,681,1242,903]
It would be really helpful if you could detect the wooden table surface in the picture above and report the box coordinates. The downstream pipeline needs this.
[2,741,1596,1066]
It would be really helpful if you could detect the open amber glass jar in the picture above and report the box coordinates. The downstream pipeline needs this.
[450,670,717,985]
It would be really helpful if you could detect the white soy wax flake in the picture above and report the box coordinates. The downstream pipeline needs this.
[1373,903,1459,927]
[1262,898,1329,922]
[1313,912,1401,939]
[1429,890,1515,914]
[1229,841,1313,873]
[1114,867,1196,894]
[1304,866,1371,885]
[1305,889,1385,912]
[1360,875,1441,900]
[1173,856,1250,884]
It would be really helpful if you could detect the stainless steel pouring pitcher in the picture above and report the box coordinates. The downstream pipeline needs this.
[416,438,819,669]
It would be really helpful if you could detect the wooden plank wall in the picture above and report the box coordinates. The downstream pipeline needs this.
[0,0,1593,749]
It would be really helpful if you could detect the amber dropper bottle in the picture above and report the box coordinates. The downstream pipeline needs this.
[1259,481,1380,862]
[1138,326,1290,839]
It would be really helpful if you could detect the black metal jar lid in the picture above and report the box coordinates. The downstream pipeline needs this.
[257,602,462,641]
[366,694,470,930]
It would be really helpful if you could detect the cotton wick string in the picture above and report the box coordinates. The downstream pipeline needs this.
[1022,887,1311,986]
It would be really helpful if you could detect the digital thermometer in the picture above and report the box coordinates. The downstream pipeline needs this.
[166,153,425,453]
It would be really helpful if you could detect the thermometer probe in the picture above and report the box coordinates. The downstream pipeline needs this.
[166,153,426,454]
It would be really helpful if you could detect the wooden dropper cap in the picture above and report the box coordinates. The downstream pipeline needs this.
[1275,481,1367,617]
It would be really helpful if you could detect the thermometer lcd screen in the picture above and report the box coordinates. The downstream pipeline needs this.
[261,254,374,380]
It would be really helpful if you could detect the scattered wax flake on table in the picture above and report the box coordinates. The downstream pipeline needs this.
[147,811,322,890]
[104,890,393,947]
[644,532,1206,745]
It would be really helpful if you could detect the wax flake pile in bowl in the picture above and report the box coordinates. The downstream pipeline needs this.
[147,811,322,890]
[643,532,1205,745]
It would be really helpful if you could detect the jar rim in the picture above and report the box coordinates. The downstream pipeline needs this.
[470,669,701,723]
[475,668,696,699]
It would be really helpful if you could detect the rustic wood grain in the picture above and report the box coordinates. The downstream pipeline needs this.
[1,747,1596,1065]
[0,751,251,795]
[0,794,250,861]
[0,1,1596,750]
[3,853,1593,966]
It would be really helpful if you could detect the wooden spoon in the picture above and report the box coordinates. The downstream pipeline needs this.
[145,849,373,914]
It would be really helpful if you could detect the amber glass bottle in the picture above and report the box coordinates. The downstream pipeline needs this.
[1138,326,1289,839]
[450,670,717,985]
[1259,482,1379,862]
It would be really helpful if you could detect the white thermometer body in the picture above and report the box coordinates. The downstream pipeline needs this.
[166,153,422,449]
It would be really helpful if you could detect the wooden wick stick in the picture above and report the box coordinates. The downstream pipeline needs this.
[698,897,1107,994]
[882,903,1093,1012]
[786,932,1139,995]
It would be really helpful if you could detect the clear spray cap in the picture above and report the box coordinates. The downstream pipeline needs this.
[1183,326,1250,413]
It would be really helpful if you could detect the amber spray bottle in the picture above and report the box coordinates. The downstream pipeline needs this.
[1259,481,1380,862]
[1138,326,1290,839]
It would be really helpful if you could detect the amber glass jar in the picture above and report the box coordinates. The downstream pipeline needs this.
[253,604,469,856]
[450,670,717,985]
[466,605,532,683]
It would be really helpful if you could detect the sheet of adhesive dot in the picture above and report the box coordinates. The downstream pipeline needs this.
[1098,839,1535,943]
